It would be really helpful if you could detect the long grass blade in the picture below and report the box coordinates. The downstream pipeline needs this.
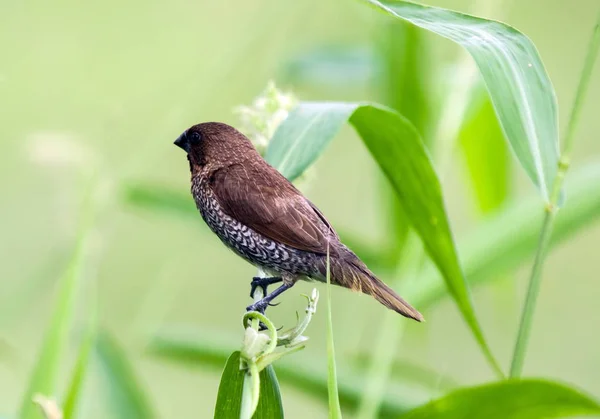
[18,187,96,419]
[325,247,342,418]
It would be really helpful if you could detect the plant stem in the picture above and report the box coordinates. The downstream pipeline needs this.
[356,236,423,419]
[509,9,600,378]
[508,207,555,377]
[563,11,600,158]
[325,248,343,418]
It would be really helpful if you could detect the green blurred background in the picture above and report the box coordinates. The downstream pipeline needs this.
[1,0,599,417]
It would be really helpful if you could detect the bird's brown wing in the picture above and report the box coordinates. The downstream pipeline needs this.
[210,164,337,255]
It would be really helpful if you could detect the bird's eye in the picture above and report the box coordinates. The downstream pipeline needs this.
[189,131,202,144]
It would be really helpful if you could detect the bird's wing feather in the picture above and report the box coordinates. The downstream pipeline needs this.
[210,164,337,255]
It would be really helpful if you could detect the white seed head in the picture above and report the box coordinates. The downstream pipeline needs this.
[234,81,297,155]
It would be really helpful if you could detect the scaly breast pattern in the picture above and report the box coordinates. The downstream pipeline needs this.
[191,176,319,279]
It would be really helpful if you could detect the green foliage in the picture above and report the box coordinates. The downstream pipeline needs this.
[367,0,560,203]
[62,302,97,418]
[214,352,283,419]
[509,9,600,379]
[413,160,600,308]
[265,103,356,180]
[325,251,342,418]
[14,0,600,418]
[376,21,431,139]
[399,379,600,419]
[124,183,198,221]
[459,85,511,214]
[18,190,95,419]
[267,101,501,376]
[133,160,600,408]
[147,330,414,415]
[94,332,156,418]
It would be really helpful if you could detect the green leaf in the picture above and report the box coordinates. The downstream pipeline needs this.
[265,103,356,181]
[95,332,155,418]
[270,102,502,375]
[325,250,343,418]
[148,329,414,415]
[214,351,284,419]
[414,160,600,309]
[459,84,511,214]
[366,0,559,203]
[376,21,431,139]
[123,183,197,219]
[399,379,600,419]
[18,192,95,419]
[376,22,431,252]
[62,302,98,419]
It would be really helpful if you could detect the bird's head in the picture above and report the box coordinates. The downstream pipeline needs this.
[174,122,256,170]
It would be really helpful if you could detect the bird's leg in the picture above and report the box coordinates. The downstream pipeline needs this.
[246,282,294,314]
[249,276,283,299]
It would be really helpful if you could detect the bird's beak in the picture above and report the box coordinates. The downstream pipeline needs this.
[174,131,189,152]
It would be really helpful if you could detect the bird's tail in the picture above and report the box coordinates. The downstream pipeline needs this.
[327,257,424,322]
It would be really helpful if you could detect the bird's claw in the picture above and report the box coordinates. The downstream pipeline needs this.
[249,276,283,299]
[249,281,268,299]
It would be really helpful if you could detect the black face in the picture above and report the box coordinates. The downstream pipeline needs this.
[174,129,202,153]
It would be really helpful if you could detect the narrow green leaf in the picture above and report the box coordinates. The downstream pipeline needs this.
[265,103,356,180]
[459,85,511,214]
[376,22,431,252]
[62,302,98,419]
[18,192,95,419]
[214,351,284,419]
[123,183,197,219]
[95,332,155,419]
[414,160,600,309]
[325,250,343,418]
[266,101,501,376]
[399,379,600,419]
[376,21,431,139]
[366,0,559,203]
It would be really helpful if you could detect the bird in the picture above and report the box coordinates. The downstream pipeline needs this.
[174,122,423,322]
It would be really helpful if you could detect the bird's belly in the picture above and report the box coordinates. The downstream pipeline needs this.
[197,195,318,278]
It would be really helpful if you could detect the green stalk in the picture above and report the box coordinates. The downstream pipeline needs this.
[509,9,600,378]
[356,236,423,419]
[326,247,342,418]
[18,180,96,419]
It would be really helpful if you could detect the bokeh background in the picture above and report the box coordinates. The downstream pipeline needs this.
[1,0,599,417]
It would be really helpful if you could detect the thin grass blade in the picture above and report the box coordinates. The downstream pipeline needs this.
[95,332,155,418]
[18,189,95,419]
[325,248,342,418]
